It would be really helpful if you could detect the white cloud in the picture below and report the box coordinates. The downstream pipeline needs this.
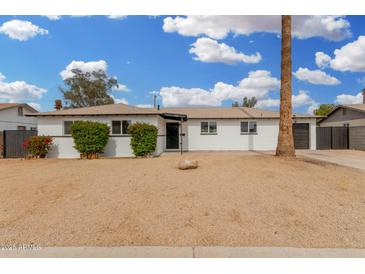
[0,72,6,82]
[189,37,261,64]
[110,95,128,104]
[163,16,351,41]
[44,16,61,20]
[293,67,341,85]
[107,16,127,20]
[315,52,331,69]
[159,70,280,107]
[335,92,363,104]
[0,19,48,41]
[60,60,108,80]
[329,36,365,72]
[136,104,154,108]
[0,73,47,101]
[112,84,129,92]
[357,76,365,85]
[257,90,318,114]
[27,102,41,111]
[256,98,280,108]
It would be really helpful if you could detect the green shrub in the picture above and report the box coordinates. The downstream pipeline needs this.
[71,121,110,159]
[128,122,158,157]
[22,135,53,158]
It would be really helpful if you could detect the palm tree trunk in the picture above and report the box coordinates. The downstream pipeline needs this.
[276,15,295,157]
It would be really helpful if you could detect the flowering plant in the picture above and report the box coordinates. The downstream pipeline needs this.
[22,135,53,158]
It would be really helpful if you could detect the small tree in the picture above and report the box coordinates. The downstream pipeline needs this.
[232,96,257,108]
[22,135,53,158]
[128,122,158,157]
[71,121,110,159]
[313,104,336,116]
[242,96,257,108]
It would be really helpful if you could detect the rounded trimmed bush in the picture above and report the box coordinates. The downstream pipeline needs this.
[128,122,158,157]
[71,121,110,159]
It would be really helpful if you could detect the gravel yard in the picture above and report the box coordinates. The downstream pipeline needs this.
[1,151,365,248]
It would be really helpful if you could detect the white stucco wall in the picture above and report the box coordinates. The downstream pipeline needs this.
[181,118,317,151]
[37,115,317,158]
[0,107,37,131]
[37,115,164,158]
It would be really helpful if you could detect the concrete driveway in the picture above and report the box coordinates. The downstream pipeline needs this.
[297,150,365,172]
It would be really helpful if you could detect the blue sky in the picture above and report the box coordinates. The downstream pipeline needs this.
[0,15,365,113]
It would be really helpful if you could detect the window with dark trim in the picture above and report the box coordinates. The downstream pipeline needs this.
[201,121,217,134]
[241,121,257,134]
[17,107,23,116]
[112,121,121,134]
[112,120,131,135]
[63,121,74,135]
[122,120,131,134]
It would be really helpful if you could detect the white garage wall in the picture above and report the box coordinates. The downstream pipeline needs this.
[37,115,164,158]
[183,118,317,151]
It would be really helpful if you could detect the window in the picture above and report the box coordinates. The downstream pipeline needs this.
[241,121,257,134]
[17,107,23,116]
[122,120,131,134]
[30,127,37,131]
[17,126,26,130]
[112,121,121,134]
[63,121,73,135]
[343,108,347,116]
[201,121,217,134]
[112,120,131,135]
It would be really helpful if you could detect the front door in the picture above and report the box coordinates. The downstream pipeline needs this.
[166,123,179,149]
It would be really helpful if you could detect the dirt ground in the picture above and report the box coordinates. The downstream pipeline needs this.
[1,151,365,248]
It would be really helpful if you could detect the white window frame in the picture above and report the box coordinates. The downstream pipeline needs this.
[240,121,257,134]
[201,121,217,135]
[111,120,131,135]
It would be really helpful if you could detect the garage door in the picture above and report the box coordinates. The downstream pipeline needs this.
[293,123,309,149]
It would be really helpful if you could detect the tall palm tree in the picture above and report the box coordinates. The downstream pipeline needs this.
[276,15,295,157]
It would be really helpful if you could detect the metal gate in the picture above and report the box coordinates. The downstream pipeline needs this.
[316,127,349,150]
[3,130,37,158]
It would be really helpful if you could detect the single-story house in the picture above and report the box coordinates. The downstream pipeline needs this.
[27,103,319,158]
[316,95,365,150]
[0,103,38,131]
[318,104,365,127]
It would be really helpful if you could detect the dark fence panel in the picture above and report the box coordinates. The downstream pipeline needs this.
[332,127,349,149]
[316,127,332,149]
[349,126,365,150]
[3,130,37,158]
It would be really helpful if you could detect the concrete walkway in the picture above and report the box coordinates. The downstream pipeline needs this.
[297,150,365,172]
[1,246,365,258]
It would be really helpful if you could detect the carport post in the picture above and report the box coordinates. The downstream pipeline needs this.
[180,117,183,155]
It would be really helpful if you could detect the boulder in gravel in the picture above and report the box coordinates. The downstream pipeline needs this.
[178,159,198,170]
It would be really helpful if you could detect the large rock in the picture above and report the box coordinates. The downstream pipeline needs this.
[178,159,198,170]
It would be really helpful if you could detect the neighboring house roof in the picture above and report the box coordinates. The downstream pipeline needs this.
[0,103,38,113]
[318,104,365,123]
[26,103,159,116]
[27,103,319,119]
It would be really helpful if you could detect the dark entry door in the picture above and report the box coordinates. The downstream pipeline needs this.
[293,123,309,149]
[166,123,179,149]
